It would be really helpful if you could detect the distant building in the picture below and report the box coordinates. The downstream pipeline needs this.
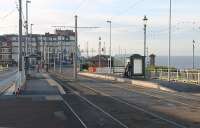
[0,36,12,65]
[88,55,113,67]
[0,30,77,65]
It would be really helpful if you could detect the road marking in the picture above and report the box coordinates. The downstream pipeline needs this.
[45,95,63,101]
[40,73,66,95]
[46,79,66,95]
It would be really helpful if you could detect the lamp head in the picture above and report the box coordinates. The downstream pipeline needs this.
[143,15,148,25]
[106,20,111,23]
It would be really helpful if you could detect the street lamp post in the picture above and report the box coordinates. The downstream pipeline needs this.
[18,0,23,91]
[25,0,31,56]
[106,20,112,74]
[98,37,101,67]
[193,40,195,69]
[146,47,149,66]
[60,38,63,73]
[143,15,148,77]
[168,0,172,82]
[30,23,33,55]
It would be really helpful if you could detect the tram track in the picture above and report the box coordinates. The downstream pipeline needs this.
[80,76,200,109]
[52,74,189,128]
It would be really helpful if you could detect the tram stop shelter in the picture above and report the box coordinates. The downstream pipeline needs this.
[130,54,145,78]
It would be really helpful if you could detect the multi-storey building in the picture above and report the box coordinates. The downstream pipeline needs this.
[0,30,76,65]
[0,36,13,65]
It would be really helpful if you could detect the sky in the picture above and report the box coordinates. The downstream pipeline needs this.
[1,0,200,56]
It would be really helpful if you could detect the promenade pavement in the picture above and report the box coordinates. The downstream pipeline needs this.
[152,79,200,93]
[23,72,62,95]
[0,71,85,128]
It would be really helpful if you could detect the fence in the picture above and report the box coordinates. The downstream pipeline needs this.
[0,70,18,94]
[95,67,125,75]
[0,65,9,72]
[92,67,200,85]
[0,68,26,94]
[148,69,200,84]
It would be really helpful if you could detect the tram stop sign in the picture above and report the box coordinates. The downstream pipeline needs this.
[130,54,145,77]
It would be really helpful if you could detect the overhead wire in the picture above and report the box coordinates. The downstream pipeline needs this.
[73,0,88,15]
[0,8,16,21]
[118,0,146,15]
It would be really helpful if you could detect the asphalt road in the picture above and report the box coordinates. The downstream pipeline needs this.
[51,72,200,128]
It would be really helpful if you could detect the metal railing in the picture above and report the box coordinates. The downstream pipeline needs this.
[0,65,9,72]
[96,67,125,75]
[0,70,26,94]
[94,67,200,85]
[147,69,200,84]
[0,71,18,94]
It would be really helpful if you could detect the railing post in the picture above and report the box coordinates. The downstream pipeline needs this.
[160,69,163,79]
[176,69,179,81]
[186,70,189,82]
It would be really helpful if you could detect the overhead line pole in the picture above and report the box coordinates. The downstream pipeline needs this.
[98,37,101,67]
[19,0,23,72]
[18,0,23,92]
[143,15,148,78]
[25,0,31,55]
[168,0,172,82]
[74,15,78,80]
[107,21,112,74]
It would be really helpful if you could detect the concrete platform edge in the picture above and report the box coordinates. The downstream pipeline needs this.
[78,72,175,93]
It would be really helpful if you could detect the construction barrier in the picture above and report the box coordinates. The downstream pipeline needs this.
[88,67,96,73]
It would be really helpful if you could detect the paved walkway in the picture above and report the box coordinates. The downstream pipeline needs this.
[152,79,200,93]
[23,73,65,95]
[0,95,85,128]
[0,72,87,128]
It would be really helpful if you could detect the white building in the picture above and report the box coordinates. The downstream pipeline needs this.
[0,30,77,65]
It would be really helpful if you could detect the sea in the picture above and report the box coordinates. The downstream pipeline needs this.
[155,56,200,69]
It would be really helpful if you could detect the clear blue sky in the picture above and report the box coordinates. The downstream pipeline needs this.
[1,0,200,56]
